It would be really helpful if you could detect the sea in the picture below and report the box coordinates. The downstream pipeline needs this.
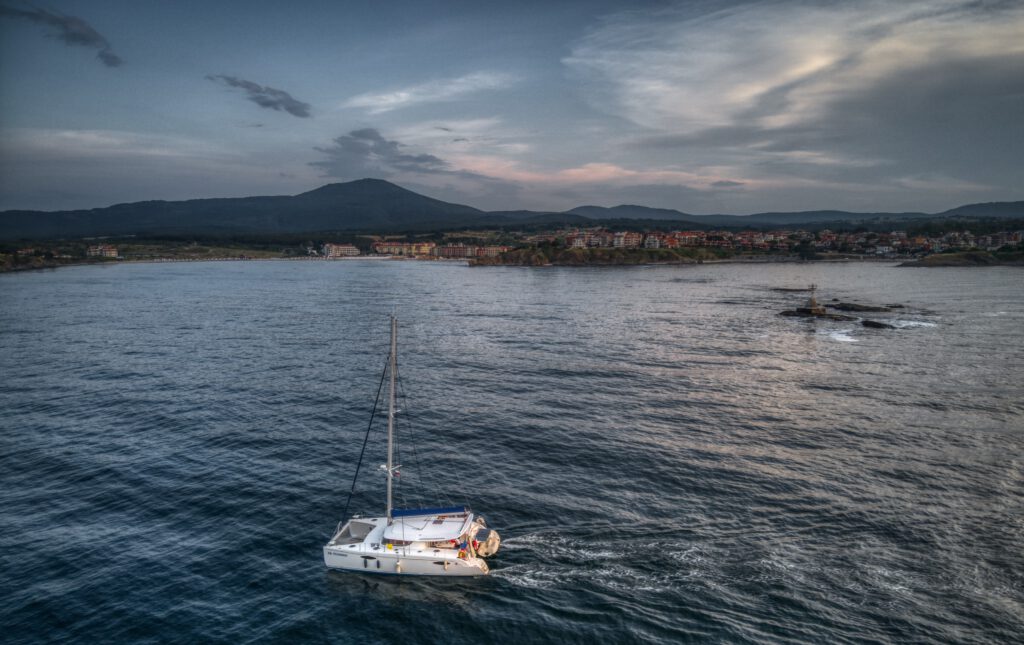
[1,259,1022,644]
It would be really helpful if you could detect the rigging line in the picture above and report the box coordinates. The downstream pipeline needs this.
[393,368,424,505]
[393,365,416,506]
[338,355,389,524]
[394,364,426,509]
[395,368,464,509]
[394,359,404,507]
[399,408,427,508]
[397,365,466,505]
[394,426,402,506]
[396,367,446,505]
[392,413,416,507]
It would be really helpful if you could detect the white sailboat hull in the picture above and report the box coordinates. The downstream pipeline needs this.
[323,515,491,577]
[323,546,489,576]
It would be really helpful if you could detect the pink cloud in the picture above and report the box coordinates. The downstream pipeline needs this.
[451,155,752,190]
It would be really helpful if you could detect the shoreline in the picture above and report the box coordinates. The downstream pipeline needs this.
[6,252,1022,275]
[469,254,902,268]
[0,255,475,275]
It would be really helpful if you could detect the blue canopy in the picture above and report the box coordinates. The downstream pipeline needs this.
[391,505,468,518]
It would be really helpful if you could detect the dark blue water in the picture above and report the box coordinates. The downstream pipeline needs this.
[2,260,1022,644]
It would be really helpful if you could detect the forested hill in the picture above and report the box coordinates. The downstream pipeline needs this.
[2,179,1021,240]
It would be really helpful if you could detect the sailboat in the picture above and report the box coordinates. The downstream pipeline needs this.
[323,316,501,576]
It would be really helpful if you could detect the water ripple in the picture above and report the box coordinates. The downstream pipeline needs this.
[1,261,1022,644]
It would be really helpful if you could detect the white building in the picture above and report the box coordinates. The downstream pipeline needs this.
[322,243,360,258]
[86,244,118,258]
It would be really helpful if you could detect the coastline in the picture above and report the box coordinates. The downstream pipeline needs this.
[898,250,1024,267]
[7,251,1023,275]
[468,249,903,268]
[0,255,476,275]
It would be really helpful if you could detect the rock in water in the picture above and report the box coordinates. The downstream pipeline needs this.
[862,320,896,329]
[830,302,891,312]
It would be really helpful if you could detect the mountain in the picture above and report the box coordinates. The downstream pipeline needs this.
[567,205,1024,227]
[936,202,1024,218]
[2,180,1021,240]
[569,205,697,221]
[690,210,930,227]
[566,204,936,227]
[0,179,486,239]
[488,210,593,226]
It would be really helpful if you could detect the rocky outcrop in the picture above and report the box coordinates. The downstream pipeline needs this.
[829,302,892,312]
[862,320,896,329]
[779,310,857,321]
[900,251,1002,267]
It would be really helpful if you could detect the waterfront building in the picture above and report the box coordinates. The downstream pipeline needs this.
[373,241,436,257]
[613,231,643,249]
[411,242,436,256]
[566,230,590,248]
[477,246,511,258]
[437,244,476,258]
[670,231,704,247]
[322,243,360,258]
[644,234,663,249]
[87,244,118,258]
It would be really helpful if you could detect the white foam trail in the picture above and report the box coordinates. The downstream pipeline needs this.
[828,330,858,343]
[890,320,937,329]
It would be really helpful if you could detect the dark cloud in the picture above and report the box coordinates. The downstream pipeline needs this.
[310,128,452,177]
[309,128,527,210]
[0,4,122,66]
[206,75,311,118]
[635,52,1024,194]
[813,54,1024,179]
[712,180,744,188]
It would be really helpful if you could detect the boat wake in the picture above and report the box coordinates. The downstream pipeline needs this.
[493,534,714,592]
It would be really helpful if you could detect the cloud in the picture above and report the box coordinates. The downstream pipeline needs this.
[568,1,1024,133]
[1,128,233,161]
[0,127,315,210]
[309,128,538,210]
[893,174,990,193]
[310,128,450,177]
[712,180,744,188]
[0,4,122,66]
[566,0,1024,195]
[207,75,312,118]
[342,72,517,113]
[383,118,537,162]
[308,127,762,211]
[448,155,752,193]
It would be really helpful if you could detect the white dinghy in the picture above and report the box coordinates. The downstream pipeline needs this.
[324,316,500,577]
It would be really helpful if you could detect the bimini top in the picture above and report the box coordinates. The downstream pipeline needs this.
[384,510,473,542]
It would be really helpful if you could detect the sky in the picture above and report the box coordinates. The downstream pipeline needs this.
[0,0,1022,214]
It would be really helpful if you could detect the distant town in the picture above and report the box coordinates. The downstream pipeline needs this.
[3,224,1023,272]
[327,226,1024,263]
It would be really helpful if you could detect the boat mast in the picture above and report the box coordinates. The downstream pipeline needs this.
[386,315,397,520]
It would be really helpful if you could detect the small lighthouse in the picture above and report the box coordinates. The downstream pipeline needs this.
[796,284,827,315]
